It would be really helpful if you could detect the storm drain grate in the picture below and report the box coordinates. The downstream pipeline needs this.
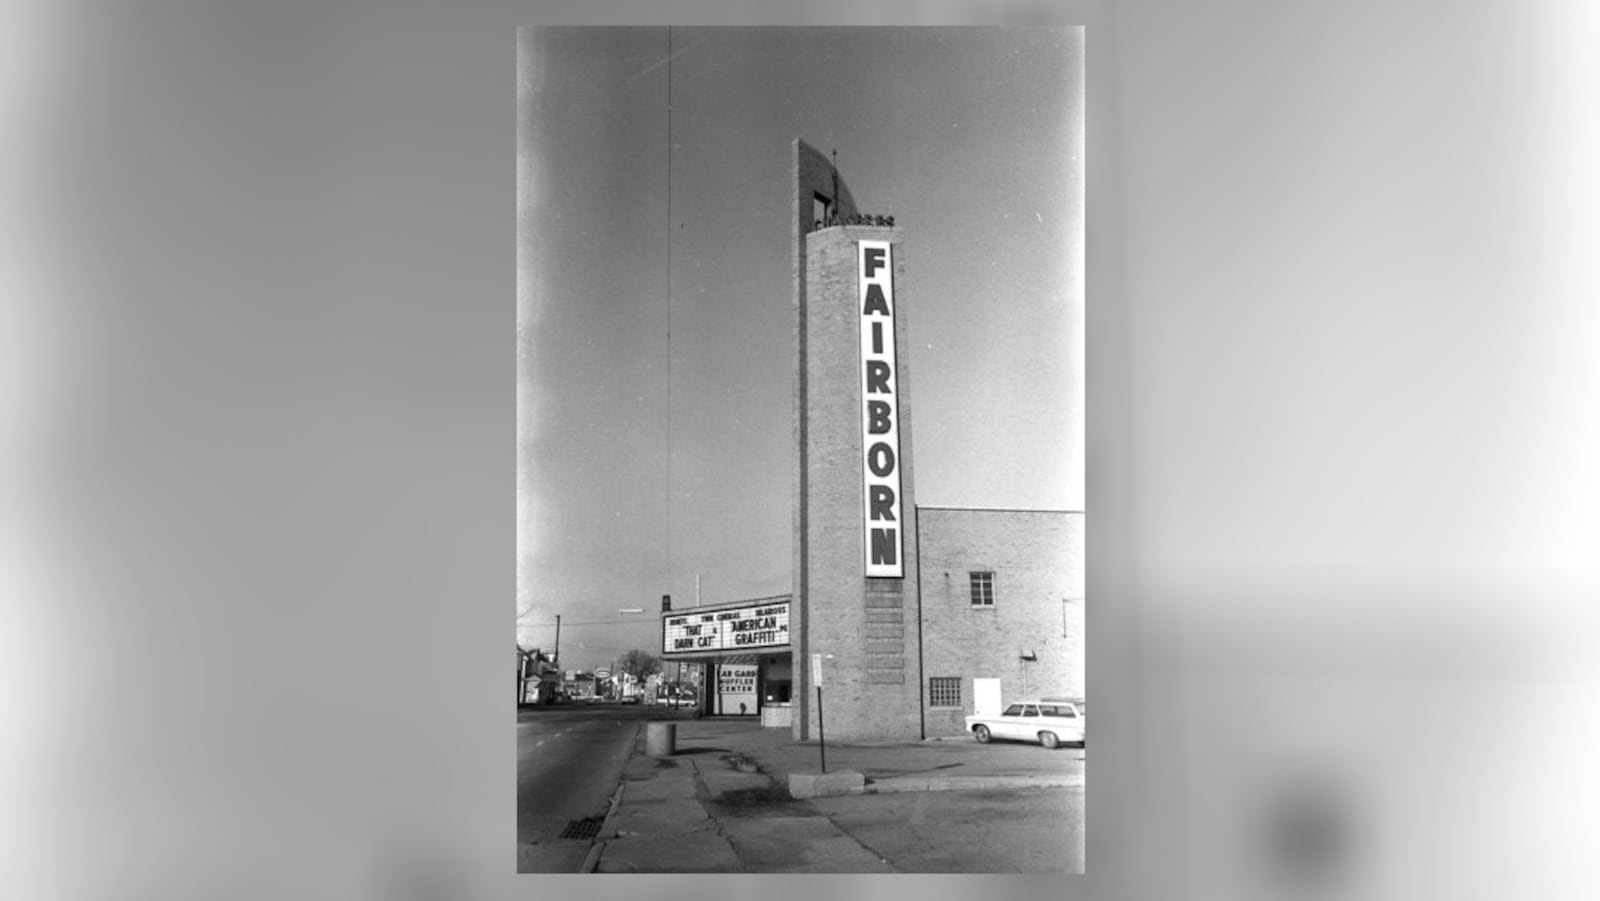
[558,818,603,841]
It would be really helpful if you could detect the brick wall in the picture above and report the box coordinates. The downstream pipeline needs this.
[916,508,1085,737]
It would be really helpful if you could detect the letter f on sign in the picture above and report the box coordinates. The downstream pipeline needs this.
[863,246,886,278]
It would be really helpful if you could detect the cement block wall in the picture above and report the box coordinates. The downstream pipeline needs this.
[916,507,1085,737]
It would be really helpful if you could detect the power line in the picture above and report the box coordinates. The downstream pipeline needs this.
[521,617,658,628]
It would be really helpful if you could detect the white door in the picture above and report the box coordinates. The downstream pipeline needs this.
[973,679,1003,717]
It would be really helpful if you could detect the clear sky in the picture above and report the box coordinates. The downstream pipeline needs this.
[518,27,1083,672]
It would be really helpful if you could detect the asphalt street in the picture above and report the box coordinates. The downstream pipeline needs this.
[516,705,648,873]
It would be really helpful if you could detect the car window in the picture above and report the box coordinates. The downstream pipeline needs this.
[1003,704,1023,716]
[1022,705,1038,717]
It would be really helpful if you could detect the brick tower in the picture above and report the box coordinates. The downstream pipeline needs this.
[791,140,922,741]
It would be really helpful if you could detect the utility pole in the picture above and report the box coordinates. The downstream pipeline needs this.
[553,615,561,670]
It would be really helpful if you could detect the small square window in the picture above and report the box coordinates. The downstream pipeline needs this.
[928,677,961,708]
[970,571,995,606]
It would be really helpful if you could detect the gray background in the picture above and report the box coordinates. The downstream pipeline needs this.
[7,2,1599,900]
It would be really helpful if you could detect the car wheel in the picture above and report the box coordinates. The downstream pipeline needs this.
[1040,731,1060,750]
[974,724,992,744]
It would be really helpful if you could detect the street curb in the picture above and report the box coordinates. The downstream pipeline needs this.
[863,775,1083,794]
[580,782,626,874]
[581,724,640,874]
[580,840,605,874]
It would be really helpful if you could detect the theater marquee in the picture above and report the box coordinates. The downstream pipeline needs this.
[662,601,790,654]
[858,239,903,578]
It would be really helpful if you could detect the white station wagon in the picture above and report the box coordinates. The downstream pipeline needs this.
[965,697,1085,749]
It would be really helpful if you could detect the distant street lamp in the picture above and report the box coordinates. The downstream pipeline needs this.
[614,608,649,702]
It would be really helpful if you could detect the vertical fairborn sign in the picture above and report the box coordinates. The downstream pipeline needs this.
[858,239,903,577]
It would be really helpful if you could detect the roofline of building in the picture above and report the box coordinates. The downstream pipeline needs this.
[661,593,792,616]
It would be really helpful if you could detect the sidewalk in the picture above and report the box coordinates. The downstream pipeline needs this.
[586,715,1085,873]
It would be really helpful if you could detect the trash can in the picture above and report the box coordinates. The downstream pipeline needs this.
[646,721,676,757]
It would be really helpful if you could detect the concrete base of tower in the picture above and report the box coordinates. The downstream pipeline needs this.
[788,770,866,799]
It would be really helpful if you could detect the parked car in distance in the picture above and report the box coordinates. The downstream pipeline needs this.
[964,698,1085,749]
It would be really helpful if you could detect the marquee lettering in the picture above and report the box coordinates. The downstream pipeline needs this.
[867,442,895,477]
[870,485,896,521]
[862,282,890,316]
[871,527,898,567]
[661,601,791,654]
[858,240,904,578]
[867,400,891,434]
